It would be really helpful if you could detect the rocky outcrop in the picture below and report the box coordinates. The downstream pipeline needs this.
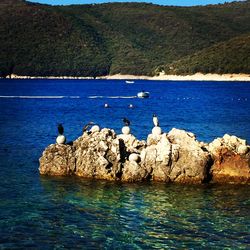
[167,128,211,184]
[209,134,250,184]
[142,133,172,182]
[140,129,211,184]
[117,133,147,182]
[39,144,75,176]
[74,129,122,181]
[39,128,250,184]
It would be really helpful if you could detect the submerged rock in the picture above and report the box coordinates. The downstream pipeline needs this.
[39,127,250,185]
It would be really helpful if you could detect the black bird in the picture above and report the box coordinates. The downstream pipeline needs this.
[57,124,64,135]
[82,121,95,133]
[123,117,130,126]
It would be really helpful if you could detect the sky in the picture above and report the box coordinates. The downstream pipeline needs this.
[28,0,242,7]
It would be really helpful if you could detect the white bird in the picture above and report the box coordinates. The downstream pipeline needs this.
[153,114,159,127]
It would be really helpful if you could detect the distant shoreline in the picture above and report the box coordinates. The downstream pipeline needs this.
[2,73,250,81]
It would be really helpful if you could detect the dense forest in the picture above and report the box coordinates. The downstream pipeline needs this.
[161,34,250,75]
[0,0,249,77]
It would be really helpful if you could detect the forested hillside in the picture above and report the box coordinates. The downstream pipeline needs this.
[161,34,250,75]
[0,0,249,77]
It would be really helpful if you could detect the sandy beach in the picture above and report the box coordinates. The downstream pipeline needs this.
[4,73,250,81]
[99,73,250,81]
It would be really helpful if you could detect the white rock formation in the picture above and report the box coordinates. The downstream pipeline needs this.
[56,135,66,144]
[152,126,162,136]
[122,126,130,135]
[90,125,100,133]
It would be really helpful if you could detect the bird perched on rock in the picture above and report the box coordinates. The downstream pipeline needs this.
[82,121,95,133]
[122,118,131,135]
[153,114,159,127]
[123,117,130,126]
[58,124,64,135]
[56,124,66,144]
[90,124,100,133]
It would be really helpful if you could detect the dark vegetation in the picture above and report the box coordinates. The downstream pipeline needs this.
[161,34,250,75]
[0,0,250,77]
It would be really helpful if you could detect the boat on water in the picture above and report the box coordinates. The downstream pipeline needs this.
[125,80,135,84]
[137,91,150,98]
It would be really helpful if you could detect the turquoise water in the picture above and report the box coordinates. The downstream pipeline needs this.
[2,178,249,249]
[0,79,249,248]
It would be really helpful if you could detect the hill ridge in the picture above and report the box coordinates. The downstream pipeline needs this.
[0,0,249,77]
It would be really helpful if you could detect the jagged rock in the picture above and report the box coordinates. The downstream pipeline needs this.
[74,128,122,180]
[117,133,146,154]
[237,145,249,155]
[39,127,250,185]
[152,126,162,136]
[209,135,250,184]
[142,129,211,183]
[142,133,172,182]
[209,134,248,155]
[167,128,211,184]
[210,148,250,184]
[121,160,149,182]
[39,144,75,176]
[118,133,148,182]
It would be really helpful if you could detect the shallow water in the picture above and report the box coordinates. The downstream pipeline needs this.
[0,79,249,249]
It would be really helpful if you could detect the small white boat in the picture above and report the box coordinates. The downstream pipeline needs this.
[125,80,135,84]
[137,91,150,98]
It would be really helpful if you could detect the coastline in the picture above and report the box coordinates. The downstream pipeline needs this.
[3,73,250,81]
[100,73,250,81]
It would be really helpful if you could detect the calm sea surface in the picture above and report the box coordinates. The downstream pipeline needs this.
[0,79,249,249]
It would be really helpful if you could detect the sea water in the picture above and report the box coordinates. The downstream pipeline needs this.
[0,79,249,249]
